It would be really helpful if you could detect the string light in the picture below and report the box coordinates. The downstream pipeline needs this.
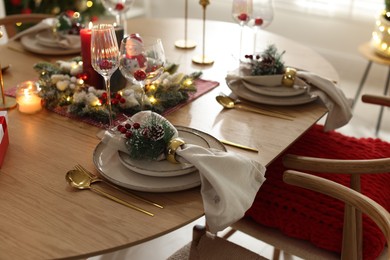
[371,11,390,57]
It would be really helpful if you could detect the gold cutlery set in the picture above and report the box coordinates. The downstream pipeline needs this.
[66,164,162,216]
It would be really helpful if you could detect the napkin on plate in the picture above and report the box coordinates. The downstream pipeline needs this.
[175,144,266,234]
[101,111,266,233]
[296,71,353,131]
[9,18,56,41]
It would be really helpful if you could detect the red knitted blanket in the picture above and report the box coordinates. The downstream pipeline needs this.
[246,124,390,260]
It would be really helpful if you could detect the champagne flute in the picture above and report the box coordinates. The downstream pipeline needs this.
[101,0,135,37]
[119,34,166,109]
[91,24,120,129]
[232,0,253,62]
[248,0,274,54]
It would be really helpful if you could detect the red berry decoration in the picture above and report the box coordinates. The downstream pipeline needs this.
[238,13,248,21]
[133,70,147,81]
[125,131,133,139]
[99,60,112,70]
[115,3,124,11]
[111,99,119,105]
[125,123,131,129]
[133,122,141,129]
[255,18,263,26]
[117,125,124,131]
[115,93,122,99]
[101,92,108,99]
[119,127,127,134]
[120,98,126,103]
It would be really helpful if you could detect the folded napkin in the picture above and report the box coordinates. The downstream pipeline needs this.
[40,35,81,49]
[101,111,266,233]
[176,144,266,234]
[296,71,352,131]
[9,18,56,41]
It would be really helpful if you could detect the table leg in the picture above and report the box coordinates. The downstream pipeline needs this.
[353,61,372,109]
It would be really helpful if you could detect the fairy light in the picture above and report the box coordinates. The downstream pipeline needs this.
[87,1,93,8]
[148,84,157,91]
[182,78,193,87]
[149,96,157,104]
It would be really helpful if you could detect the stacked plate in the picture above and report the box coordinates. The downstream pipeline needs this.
[20,30,81,55]
[227,74,318,106]
[93,126,226,192]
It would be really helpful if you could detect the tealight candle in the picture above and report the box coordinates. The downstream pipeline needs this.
[16,81,42,114]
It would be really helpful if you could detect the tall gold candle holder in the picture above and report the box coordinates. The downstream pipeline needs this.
[192,0,214,65]
[0,30,17,111]
[175,0,197,49]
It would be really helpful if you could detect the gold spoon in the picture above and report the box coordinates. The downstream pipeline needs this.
[215,95,294,120]
[74,164,163,209]
[65,170,154,216]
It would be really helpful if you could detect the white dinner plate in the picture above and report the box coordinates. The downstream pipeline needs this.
[227,79,318,106]
[118,127,211,177]
[93,126,226,192]
[35,30,81,49]
[20,34,81,55]
[242,79,308,97]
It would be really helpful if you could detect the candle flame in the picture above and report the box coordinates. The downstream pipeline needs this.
[88,21,93,30]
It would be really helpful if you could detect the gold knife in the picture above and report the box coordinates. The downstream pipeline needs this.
[220,140,258,152]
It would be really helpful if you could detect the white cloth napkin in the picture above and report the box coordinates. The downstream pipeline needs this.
[296,71,353,131]
[176,144,266,234]
[9,18,56,41]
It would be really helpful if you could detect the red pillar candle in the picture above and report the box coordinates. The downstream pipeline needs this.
[80,24,104,89]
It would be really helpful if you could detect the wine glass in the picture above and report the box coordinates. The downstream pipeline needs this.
[248,0,274,54]
[91,24,120,129]
[232,0,253,62]
[101,0,135,37]
[119,34,166,109]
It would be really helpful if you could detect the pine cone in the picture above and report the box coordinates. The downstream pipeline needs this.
[148,125,165,141]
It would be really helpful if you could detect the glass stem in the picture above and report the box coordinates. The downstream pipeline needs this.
[239,24,244,63]
[120,13,128,37]
[104,76,114,129]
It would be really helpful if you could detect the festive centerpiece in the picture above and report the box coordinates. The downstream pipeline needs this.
[238,44,288,87]
[33,58,199,124]
[103,111,178,160]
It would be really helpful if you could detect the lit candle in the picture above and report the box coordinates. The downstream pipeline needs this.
[16,81,42,114]
[80,22,104,89]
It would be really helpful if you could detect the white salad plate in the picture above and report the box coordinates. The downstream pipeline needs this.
[21,34,81,55]
[118,126,211,177]
[227,79,318,106]
[241,78,308,97]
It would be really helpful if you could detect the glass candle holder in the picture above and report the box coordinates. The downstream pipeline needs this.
[16,81,42,114]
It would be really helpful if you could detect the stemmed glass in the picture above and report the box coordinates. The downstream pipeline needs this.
[119,34,166,109]
[232,0,253,62]
[91,24,120,129]
[248,0,274,54]
[101,0,135,37]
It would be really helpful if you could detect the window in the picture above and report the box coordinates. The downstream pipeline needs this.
[274,0,384,21]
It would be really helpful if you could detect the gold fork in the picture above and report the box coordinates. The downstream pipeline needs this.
[75,164,163,209]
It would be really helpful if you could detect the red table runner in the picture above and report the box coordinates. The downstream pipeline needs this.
[6,78,219,128]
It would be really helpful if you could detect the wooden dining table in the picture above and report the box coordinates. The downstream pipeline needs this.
[0,17,338,259]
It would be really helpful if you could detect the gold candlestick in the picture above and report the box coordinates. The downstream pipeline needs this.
[175,0,197,49]
[0,30,17,111]
[192,0,214,65]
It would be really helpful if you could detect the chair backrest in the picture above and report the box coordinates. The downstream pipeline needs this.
[283,170,390,259]
[362,94,390,107]
[0,14,53,38]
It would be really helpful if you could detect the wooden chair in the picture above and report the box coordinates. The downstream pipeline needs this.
[229,122,390,259]
[168,170,390,260]
[0,13,53,38]
[361,94,390,135]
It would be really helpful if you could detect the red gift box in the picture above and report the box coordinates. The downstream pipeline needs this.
[0,112,9,168]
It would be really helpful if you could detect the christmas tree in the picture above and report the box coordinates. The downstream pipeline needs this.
[5,0,105,20]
